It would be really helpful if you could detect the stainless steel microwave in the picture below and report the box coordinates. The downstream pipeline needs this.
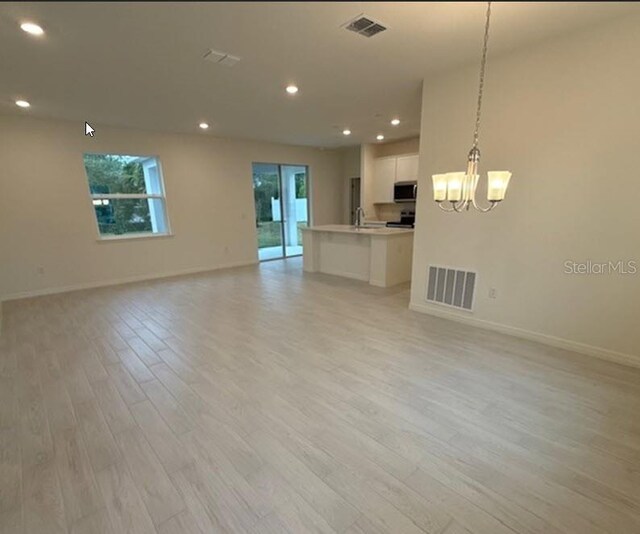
[394,181,417,203]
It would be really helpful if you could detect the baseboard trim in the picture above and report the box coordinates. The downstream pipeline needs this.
[409,301,640,370]
[319,269,370,283]
[1,260,258,303]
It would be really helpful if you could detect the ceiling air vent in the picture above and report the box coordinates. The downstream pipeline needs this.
[343,14,387,38]
[203,49,241,67]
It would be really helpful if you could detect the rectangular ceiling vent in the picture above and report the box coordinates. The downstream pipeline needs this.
[426,266,476,311]
[343,14,387,38]
[203,49,241,67]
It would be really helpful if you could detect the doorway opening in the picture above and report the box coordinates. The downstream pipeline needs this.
[252,163,310,261]
[350,177,361,225]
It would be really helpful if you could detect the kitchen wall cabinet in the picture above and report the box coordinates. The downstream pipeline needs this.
[396,154,419,183]
[372,157,397,204]
[371,153,418,204]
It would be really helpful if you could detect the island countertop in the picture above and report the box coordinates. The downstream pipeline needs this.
[301,224,414,236]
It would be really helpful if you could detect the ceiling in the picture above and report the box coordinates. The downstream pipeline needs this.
[0,2,636,147]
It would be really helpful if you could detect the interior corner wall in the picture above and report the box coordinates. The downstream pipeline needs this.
[410,14,640,365]
[374,137,420,158]
[360,143,376,220]
[0,115,344,300]
[340,146,361,224]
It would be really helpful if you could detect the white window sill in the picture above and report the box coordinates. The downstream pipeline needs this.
[97,232,174,243]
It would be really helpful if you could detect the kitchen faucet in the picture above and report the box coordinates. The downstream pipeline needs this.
[355,207,365,229]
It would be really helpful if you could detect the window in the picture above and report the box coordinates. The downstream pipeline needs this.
[83,153,169,239]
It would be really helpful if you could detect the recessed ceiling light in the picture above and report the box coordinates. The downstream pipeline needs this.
[199,122,209,129]
[20,22,44,36]
[15,100,31,108]
[376,134,384,141]
[391,118,400,126]
[342,129,351,136]
[285,85,299,95]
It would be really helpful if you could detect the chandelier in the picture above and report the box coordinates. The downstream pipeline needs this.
[432,2,511,213]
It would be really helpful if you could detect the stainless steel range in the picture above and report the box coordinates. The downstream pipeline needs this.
[386,210,415,228]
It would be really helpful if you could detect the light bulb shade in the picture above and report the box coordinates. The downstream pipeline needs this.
[432,174,448,202]
[487,171,512,201]
[446,172,465,202]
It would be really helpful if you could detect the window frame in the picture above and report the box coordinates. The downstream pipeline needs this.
[83,152,173,241]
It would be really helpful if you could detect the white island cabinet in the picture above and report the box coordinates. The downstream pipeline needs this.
[301,225,414,287]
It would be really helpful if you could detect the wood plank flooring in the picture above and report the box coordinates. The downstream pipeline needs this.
[1,257,639,533]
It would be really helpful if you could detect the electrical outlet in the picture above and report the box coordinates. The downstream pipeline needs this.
[488,288,497,299]
[37,266,45,275]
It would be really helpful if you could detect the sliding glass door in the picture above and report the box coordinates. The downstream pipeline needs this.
[253,164,283,260]
[252,163,309,261]
[281,165,309,258]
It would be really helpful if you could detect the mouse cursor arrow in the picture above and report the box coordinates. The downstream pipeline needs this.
[85,122,95,137]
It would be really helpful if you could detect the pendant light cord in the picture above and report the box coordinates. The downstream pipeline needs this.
[473,1,492,150]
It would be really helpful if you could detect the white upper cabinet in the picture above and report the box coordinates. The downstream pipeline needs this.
[372,157,397,204]
[396,154,419,183]
[371,154,419,204]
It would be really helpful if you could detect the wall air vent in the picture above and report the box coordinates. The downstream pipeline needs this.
[343,14,387,38]
[203,49,241,67]
[426,266,476,311]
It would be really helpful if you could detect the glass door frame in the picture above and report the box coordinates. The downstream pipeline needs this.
[253,162,311,262]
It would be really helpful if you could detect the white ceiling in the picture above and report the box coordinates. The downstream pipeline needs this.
[0,2,636,147]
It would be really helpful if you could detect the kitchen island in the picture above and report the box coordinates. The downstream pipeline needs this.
[301,225,414,287]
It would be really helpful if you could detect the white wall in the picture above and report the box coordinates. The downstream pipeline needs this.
[360,143,377,220]
[339,146,361,224]
[341,146,361,179]
[374,137,419,159]
[411,15,640,365]
[0,115,343,300]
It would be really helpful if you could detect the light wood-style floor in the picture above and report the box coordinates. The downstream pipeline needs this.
[1,258,639,534]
